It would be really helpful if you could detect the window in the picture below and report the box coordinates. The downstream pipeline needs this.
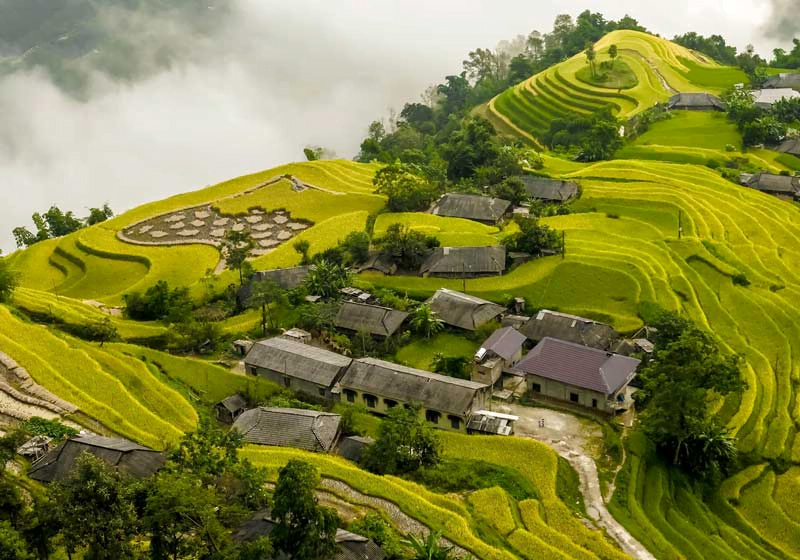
[248,366,257,376]
[592,398,598,408]
[363,394,377,408]
[318,388,326,397]
[384,399,398,409]
[344,389,356,403]
[531,383,542,393]
[425,410,441,424]
[283,376,292,388]
[570,392,579,403]
[449,415,461,430]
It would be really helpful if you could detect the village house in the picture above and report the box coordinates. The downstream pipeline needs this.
[466,410,518,436]
[516,176,579,203]
[235,512,386,560]
[667,92,726,111]
[215,394,247,424]
[520,309,619,350]
[244,337,352,400]
[776,138,800,157]
[338,357,491,431]
[232,407,342,452]
[430,193,512,225]
[334,301,409,338]
[473,326,527,386]
[28,435,165,483]
[420,246,506,278]
[764,72,800,91]
[515,337,640,413]
[740,172,800,200]
[237,265,311,304]
[751,88,800,110]
[337,435,374,463]
[427,288,506,331]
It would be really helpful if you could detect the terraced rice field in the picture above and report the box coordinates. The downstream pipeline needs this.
[373,213,503,247]
[489,30,744,143]
[8,160,383,305]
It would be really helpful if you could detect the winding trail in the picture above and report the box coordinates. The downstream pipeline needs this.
[621,48,677,94]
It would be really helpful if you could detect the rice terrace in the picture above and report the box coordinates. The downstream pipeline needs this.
[2,5,800,560]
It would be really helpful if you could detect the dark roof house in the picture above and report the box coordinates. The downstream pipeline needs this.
[776,138,800,157]
[232,407,342,452]
[215,394,247,424]
[517,176,579,202]
[340,358,489,418]
[477,326,527,362]
[245,337,353,388]
[238,266,311,304]
[420,246,506,277]
[520,309,619,350]
[427,288,505,331]
[430,193,512,224]
[741,172,800,199]
[28,435,165,483]
[335,302,409,338]
[235,512,386,560]
[515,337,640,397]
[668,92,726,111]
[337,435,374,463]
[764,73,800,90]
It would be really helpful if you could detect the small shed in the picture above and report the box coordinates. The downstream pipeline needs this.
[279,328,311,344]
[420,246,506,278]
[467,410,518,436]
[430,193,512,224]
[28,435,165,483]
[232,407,342,452]
[517,176,579,203]
[335,302,409,338]
[232,339,253,357]
[668,92,726,111]
[215,394,247,424]
[427,288,506,331]
[337,435,374,463]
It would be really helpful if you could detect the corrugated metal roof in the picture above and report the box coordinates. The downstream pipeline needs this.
[479,326,526,361]
[335,302,409,337]
[340,358,488,416]
[431,193,511,223]
[515,337,639,395]
[426,288,505,331]
[420,246,506,276]
[245,337,352,387]
[232,407,341,452]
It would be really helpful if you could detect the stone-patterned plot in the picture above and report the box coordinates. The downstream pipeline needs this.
[149,231,168,238]
[259,239,280,248]
[276,231,292,241]
[287,222,308,231]
[253,223,274,231]
[195,210,211,219]
[213,218,229,226]
[245,215,263,224]
[169,222,185,230]
[273,215,288,225]
[177,229,199,237]
[232,223,245,232]
[164,214,185,223]
[210,229,226,238]
[252,231,273,240]
[139,225,153,234]
[191,220,205,227]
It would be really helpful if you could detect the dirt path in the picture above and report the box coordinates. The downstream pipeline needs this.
[495,403,655,560]
[621,49,676,94]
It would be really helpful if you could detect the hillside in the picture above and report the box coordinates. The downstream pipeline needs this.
[486,30,748,144]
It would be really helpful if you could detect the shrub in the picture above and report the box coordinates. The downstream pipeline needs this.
[705,159,721,169]
[606,212,620,219]
[725,144,736,152]
[732,273,750,286]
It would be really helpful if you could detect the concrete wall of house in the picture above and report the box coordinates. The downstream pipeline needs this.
[473,360,503,385]
[247,365,335,400]
[526,374,610,412]
[338,386,489,432]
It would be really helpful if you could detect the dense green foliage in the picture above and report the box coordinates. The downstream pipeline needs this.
[124,280,193,322]
[362,405,442,475]
[375,223,440,271]
[543,109,622,160]
[0,254,18,303]
[502,216,562,256]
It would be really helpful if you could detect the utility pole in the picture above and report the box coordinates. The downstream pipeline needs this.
[562,231,566,260]
[462,263,467,292]
[678,210,682,240]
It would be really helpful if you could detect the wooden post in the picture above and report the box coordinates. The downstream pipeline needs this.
[678,210,682,240]
[562,231,566,260]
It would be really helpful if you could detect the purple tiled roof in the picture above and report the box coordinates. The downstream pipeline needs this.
[480,326,526,361]
[515,337,639,395]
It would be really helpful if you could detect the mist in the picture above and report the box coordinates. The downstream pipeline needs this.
[762,0,800,41]
[0,0,790,253]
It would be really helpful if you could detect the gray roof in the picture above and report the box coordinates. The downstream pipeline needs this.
[777,138,800,157]
[235,512,386,560]
[517,176,579,202]
[751,88,800,108]
[245,337,352,387]
[515,337,639,395]
[426,288,505,331]
[232,407,342,452]
[520,309,618,350]
[668,92,726,110]
[340,358,488,417]
[335,302,409,337]
[764,73,800,90]
[743,172,800,195]
[337,435,374,463]
[479,326,527,361]
[420,246,506,276]
[28,436,164,483]
[431,193,511,223]
[218,394,247,413]
[251,266,310,289]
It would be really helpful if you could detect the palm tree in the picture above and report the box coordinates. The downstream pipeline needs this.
[304,260,350,299]
[608,44,618,69]
[403,532,455,560]
[410,304,444,339]
[585,43,597,77]
[247,279,281,335]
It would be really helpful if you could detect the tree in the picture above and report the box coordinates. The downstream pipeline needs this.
[608,44,618,68]
[361,404,442,475]
[247,279,282,335]
[375,224,440,271]
[51,453,139,560]
[304,260,350,299]
[0,521,32,560]
[223,230,255,286]
[85,317,117,347]
[168,418,244,481]
[441,117,500,180]
[404,532,455,560]
[272,460,339,560]
[432,354,471,380]
[409,304,444,339]
[507,54,535,85]
[585,43,597,77]
[491,177,528,206]
[124,280,192,322]
[340,231,370,265]
[11,228,36,249]
[293,239,311,265]
[303,146,324,161]
[0,253,19,303]
[373,164,438,213]
[503,216,562,256]
[86,204,113,226]
[42,206,83,238]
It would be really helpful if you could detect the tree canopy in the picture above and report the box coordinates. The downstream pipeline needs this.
[361,404,442,475]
